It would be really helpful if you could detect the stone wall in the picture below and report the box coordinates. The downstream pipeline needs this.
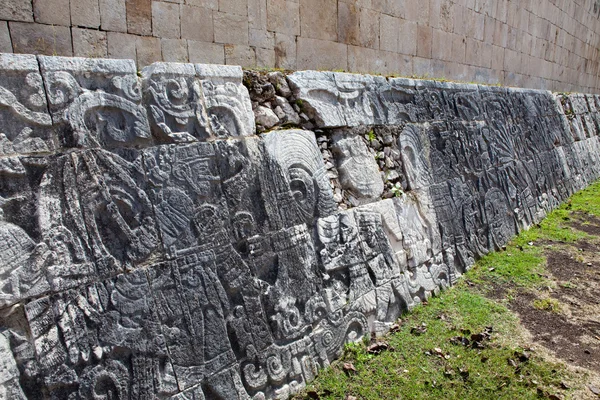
[1,0,600,93]
[1,54,600,399]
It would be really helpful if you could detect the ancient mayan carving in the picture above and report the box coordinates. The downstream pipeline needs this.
[2,56,600,399]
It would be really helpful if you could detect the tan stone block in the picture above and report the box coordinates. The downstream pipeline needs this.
[126,0,152,35]
[480,41,492,68]
[214,12,249,45]
[10,22,72,55]
[107,31,137,60]
[296,37,347,71]
[398,19,417,56]
[162,38,189,62]
[496,0,507,23]
[429,0,441,29]
[256,46,275,68]
[136,35,162,67]
[100,0,127,32]
[338,1,359,45]
[220,0,247,15]
[267,0,300,36]
[465,37,480,66]
[72,27,108,58]
[274,32,296,69]
[248,0,267,29]
[483,15,494,43]
[0,21,12,52]
[372,0,404,18]
[503,48,521,72]
[452,4,466,35]
[431,28,452,61]
[417,25,432,58]
[471,11,484,41]
[71,0,100,28]
[413,57,433,78]
[380,14,400,53]
[33,0,70,26]
[187,40,225,63]
[0,0,33,22]
[187,0,218,9]
[224,44,256,67]
[181,5,213,41]
[359,8,379,49]
[450,34,465,63]
[440,0,453,32]
[250,28,274,49]
[152,1,180,38]
[300,0,337,41]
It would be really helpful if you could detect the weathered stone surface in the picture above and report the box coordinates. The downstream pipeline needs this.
[126,0,152,35]
[70,0,101,28]
[136,35,162,67]
[214,12,250,45]
[0,0,33,22]
[1,57,600,400]
[100,0,127,32]
[33,0,71,26]
[107,32,137,60]
[161,38,189,63]
[181,5,214,42]
[187,40,225,64]
[72,28,108,58]
[9,22,73,56]
[152,1,181,39]
[0,21,12,53]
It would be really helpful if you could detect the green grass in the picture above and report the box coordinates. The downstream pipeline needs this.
[298,284,572,400]
[297,180,600,400]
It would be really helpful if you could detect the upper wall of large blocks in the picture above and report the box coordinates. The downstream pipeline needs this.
[1,0,600,93]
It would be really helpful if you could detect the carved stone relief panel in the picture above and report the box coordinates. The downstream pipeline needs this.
[0,54,54,157]
[196,64,255,137]
[38,56,151,149]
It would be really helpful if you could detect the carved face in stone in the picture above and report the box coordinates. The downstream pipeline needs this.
[332,134,384,202]
[264,130,336,223]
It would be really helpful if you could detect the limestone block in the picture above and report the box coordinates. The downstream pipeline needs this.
[107,32,137,60]
[332,132,384,202]
[70,0,101,28]
[38,55,151,150]
[288,71,388,127]
[187,0,218,9]
[274,32,296,70]
[358,7,379,49]
[152,1,181,39]
[0,21,12,53]
[9,22,73,56]
[196,63,256,136]
[398,19,417,56]
[337,1,359,45]
[214,12,249,45]
[417,25,433,58]
[33,0,71,26]
[219,0,248,16]
[300,0,338,42]
[255,105,279,128]
[250,28,274,49]
[0,53,54,157]
[126,0,152,35]
[100,0,127,32]
[224,44,255,67]
[72,28,108,59]
[0,0,33,22]
[0,333,26,399]
[296,37,347,71]
[181,5,214,42]
[136,35,162,67]
[187,40,225,64]
[255,47,275,68]
[248,0,267,30]
[162,38,189,63]
[380,14,400,53]
[267,0,300,36]
[142,62,211,143]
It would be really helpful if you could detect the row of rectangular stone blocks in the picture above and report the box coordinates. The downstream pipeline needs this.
[0,0,600,93]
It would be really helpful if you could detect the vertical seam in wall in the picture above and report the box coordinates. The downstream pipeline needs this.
[6,20,14,53]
